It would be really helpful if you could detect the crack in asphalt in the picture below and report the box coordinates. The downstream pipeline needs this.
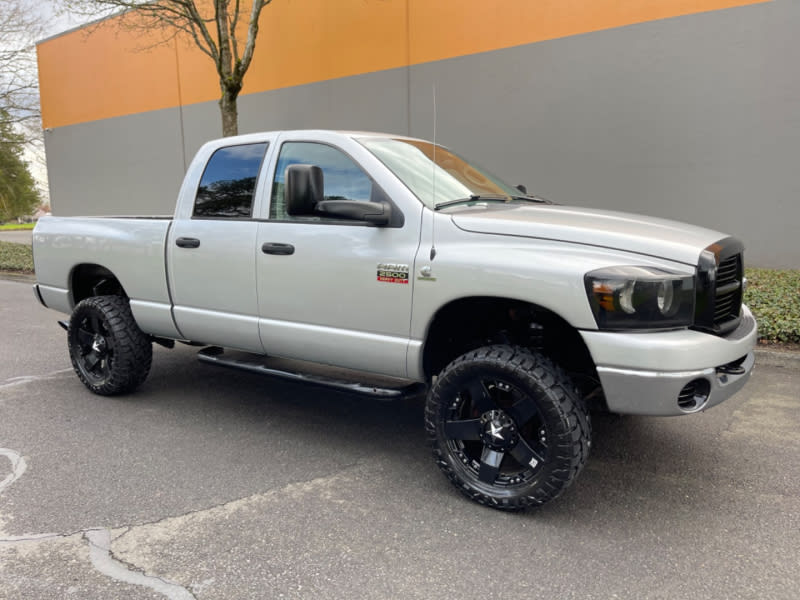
[114,460,364,541]
[0,442,197,599]
[85,528,197,600]
[1,460,363,596]
[1,463,362,545]
[0,532,68,543]
[111,525,133,543]
[1,531,198,600]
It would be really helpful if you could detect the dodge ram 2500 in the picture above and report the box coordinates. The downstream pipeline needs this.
[33,130,757,510]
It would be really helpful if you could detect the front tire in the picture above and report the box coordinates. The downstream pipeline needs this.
[67,295,152,395]
[425,345,590,511]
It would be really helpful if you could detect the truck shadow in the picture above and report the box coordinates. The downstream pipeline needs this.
[138,346,730,521]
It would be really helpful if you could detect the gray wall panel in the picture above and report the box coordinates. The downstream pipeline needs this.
[238,68,410,136]
[409,0,799,267]
[177,67,411,165]
[175,102,221,167]
[45,108,185,217]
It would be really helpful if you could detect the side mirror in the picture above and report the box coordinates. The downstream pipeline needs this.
[285,163,398,226]
[286,164,323,216]
[315,200,393,226]
[516,184,527,195]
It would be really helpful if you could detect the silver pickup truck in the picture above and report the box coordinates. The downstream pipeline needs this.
[33,130,757,510]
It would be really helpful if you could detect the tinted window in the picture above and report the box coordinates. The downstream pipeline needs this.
[270,142,373,220]
[194,143,268,218]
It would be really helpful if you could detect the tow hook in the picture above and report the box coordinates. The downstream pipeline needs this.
[717,361,746,376]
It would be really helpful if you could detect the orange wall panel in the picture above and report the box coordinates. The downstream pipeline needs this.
[38,0,770,130]
[243,0,408,94]
[407,0,770,65]
[37,14,182,129]
[172,0,410,108]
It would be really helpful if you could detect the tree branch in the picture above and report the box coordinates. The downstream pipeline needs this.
[55,1,278,136]
[238,0,269,79]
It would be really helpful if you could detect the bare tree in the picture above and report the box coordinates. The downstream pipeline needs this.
[61,0,274,137]
[0,0,46,217]
[0,0,44,135]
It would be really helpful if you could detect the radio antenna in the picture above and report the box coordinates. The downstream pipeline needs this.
[430,84,437,261]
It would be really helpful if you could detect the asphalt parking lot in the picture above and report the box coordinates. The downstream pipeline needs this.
[1,277,798,599]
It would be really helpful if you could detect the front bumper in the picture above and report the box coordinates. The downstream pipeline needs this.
[580,305,757,416]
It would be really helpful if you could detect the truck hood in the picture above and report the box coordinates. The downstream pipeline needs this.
[449,204,726,265]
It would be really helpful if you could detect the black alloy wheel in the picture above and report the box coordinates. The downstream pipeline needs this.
[426,345,590,510]
[68,295,152,395]
[74,309,113,384]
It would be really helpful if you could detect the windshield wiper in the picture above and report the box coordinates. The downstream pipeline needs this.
[434,194,551,211]
[434,194,510,211]
[512,194,553,205]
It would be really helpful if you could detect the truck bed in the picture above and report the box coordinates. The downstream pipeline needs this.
[33,216,180,339]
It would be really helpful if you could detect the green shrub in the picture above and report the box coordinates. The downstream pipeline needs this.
[745,268,800,344]
[0,241,33,273]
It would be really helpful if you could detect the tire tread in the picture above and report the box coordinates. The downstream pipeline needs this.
[425,345,591,511]
[68,295,152,395]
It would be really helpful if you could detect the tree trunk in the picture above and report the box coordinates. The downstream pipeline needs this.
[219,89,239,137]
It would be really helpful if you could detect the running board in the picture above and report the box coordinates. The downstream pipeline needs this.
[197,347,427,401]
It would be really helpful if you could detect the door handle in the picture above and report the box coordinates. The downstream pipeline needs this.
[175,237,201,248]
[262,242,295,255]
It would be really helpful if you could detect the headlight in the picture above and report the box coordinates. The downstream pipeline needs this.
[585,266,695,330]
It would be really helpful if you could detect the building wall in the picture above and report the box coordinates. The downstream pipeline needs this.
[37,0,799,267]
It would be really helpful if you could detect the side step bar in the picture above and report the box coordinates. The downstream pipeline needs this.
[197,347,427,401]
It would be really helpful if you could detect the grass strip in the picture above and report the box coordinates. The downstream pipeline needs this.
[0,223,36,231]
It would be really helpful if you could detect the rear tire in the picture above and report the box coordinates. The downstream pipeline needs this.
[67,295,152,395]
[425,345,590,511]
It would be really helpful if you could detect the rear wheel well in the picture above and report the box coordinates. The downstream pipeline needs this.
[422,297,602,404]
[70,264,126,306]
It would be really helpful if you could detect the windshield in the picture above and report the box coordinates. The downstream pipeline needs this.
[359,137,521,209]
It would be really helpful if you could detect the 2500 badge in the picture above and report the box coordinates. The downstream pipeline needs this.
[377,263,409,284]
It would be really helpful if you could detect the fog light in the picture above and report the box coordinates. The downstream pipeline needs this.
[677,379,710,412]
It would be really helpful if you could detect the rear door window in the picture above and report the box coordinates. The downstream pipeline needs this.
[194,143,268,218]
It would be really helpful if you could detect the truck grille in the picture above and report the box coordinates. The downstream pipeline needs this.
[694,238,744,335]
[713,254,743,326]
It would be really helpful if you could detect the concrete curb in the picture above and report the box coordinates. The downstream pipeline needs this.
[0,271,35,284]
[755,347,800,369]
